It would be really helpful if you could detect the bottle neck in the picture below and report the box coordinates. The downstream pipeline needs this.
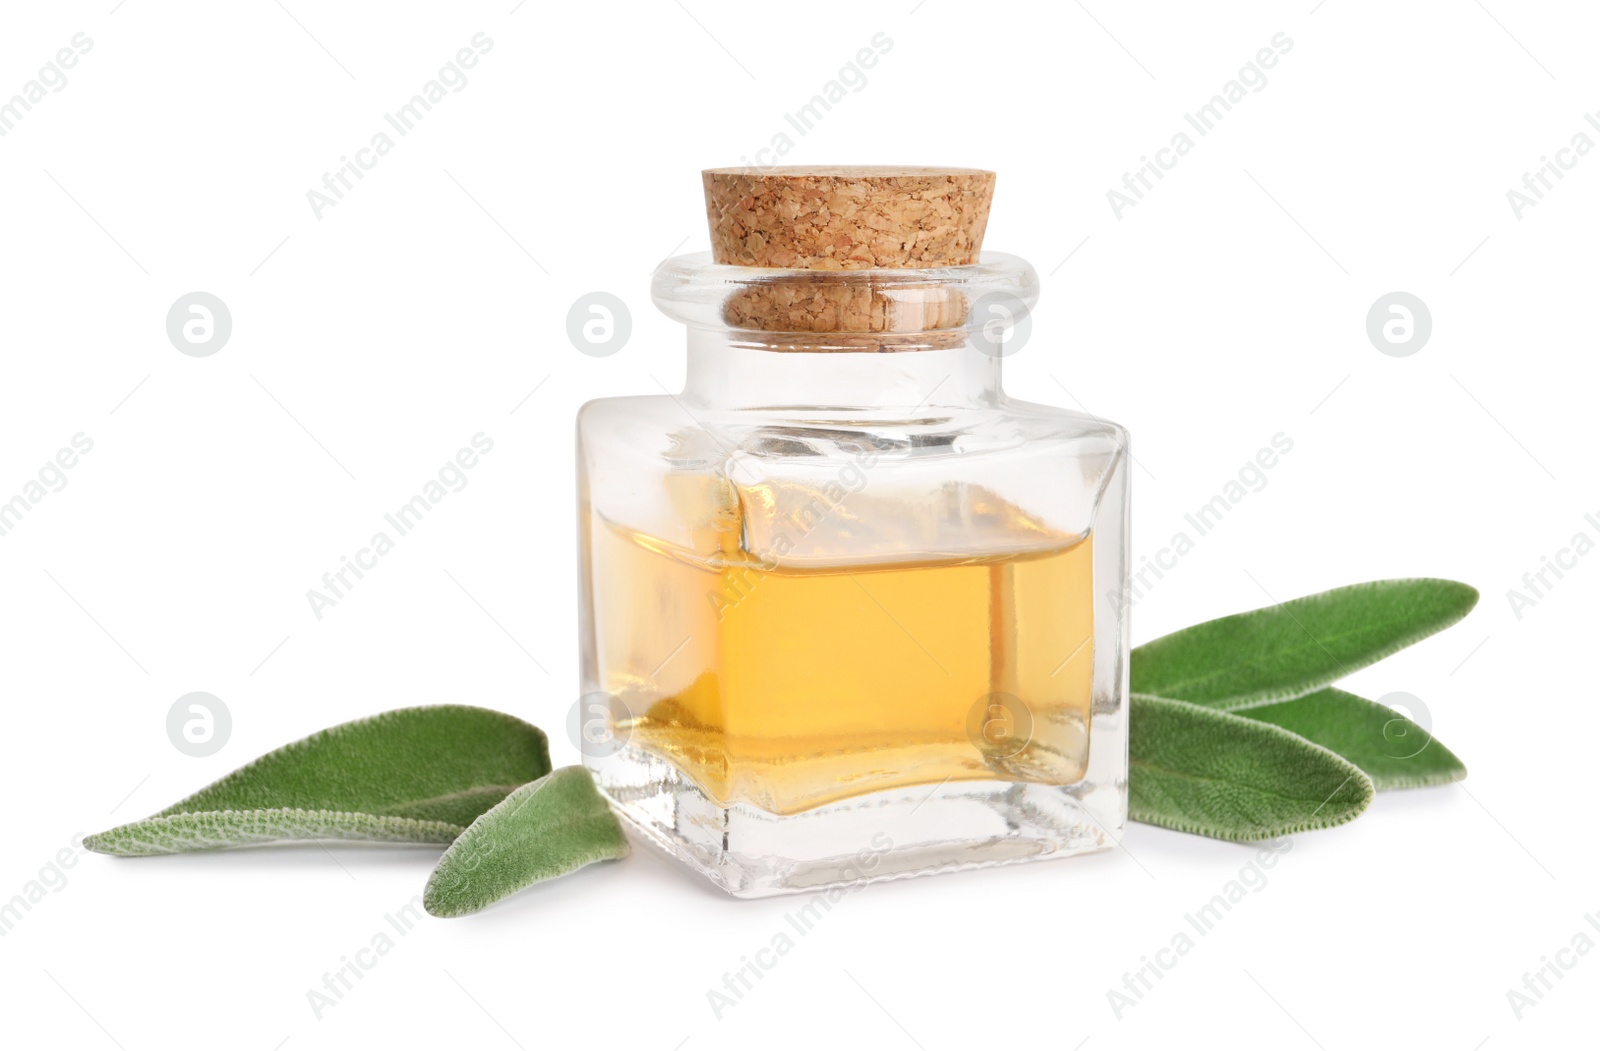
[681,327,1004,412]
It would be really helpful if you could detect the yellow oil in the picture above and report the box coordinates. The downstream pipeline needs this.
[587,480,1095,815]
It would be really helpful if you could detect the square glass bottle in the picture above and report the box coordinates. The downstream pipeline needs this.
[577,168,1129,897]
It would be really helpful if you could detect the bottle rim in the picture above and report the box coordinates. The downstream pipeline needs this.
[651,251,1040,349]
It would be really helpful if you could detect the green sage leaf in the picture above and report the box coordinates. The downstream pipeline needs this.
[424,766,628,918]
[1130,578,1478,710]
[1129,693,1374,841]
[1241,687,1467,790]
[85,705,550,856]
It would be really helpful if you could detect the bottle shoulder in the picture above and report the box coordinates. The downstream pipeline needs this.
[576,393,672,425]
[579,393,1128,457]
[577,392,1129,564]
[997,395,1130,445]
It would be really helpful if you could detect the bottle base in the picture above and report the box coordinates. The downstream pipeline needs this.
[588,745,1127,899]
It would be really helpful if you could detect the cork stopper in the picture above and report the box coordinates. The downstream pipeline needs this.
[702,167,995,350]
[704,167,995,270]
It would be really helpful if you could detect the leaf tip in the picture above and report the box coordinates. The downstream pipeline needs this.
[80,826,144,857]
[1438,577,1480,615]
[1350,765,1378,811]
[421,885,463,919]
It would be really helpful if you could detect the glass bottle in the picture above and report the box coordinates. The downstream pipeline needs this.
[577,167,1129,897]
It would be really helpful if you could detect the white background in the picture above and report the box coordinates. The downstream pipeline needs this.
[1,1,1594,1048]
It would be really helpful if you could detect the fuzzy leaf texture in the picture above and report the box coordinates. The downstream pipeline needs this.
[1240,687,1467,790]
[85,705,551,856]
[1129,578,1479,710]
[1129,694,1374,840]
[424,767,628,918]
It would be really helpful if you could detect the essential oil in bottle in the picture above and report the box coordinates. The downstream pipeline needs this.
[577,167,1130,896]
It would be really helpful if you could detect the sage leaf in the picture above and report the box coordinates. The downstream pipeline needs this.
[424,766,628,918]
[1130,578,1478,710]
[1241,687,1467,790]
[85,705,550,856]
[1129,693,1374,841]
